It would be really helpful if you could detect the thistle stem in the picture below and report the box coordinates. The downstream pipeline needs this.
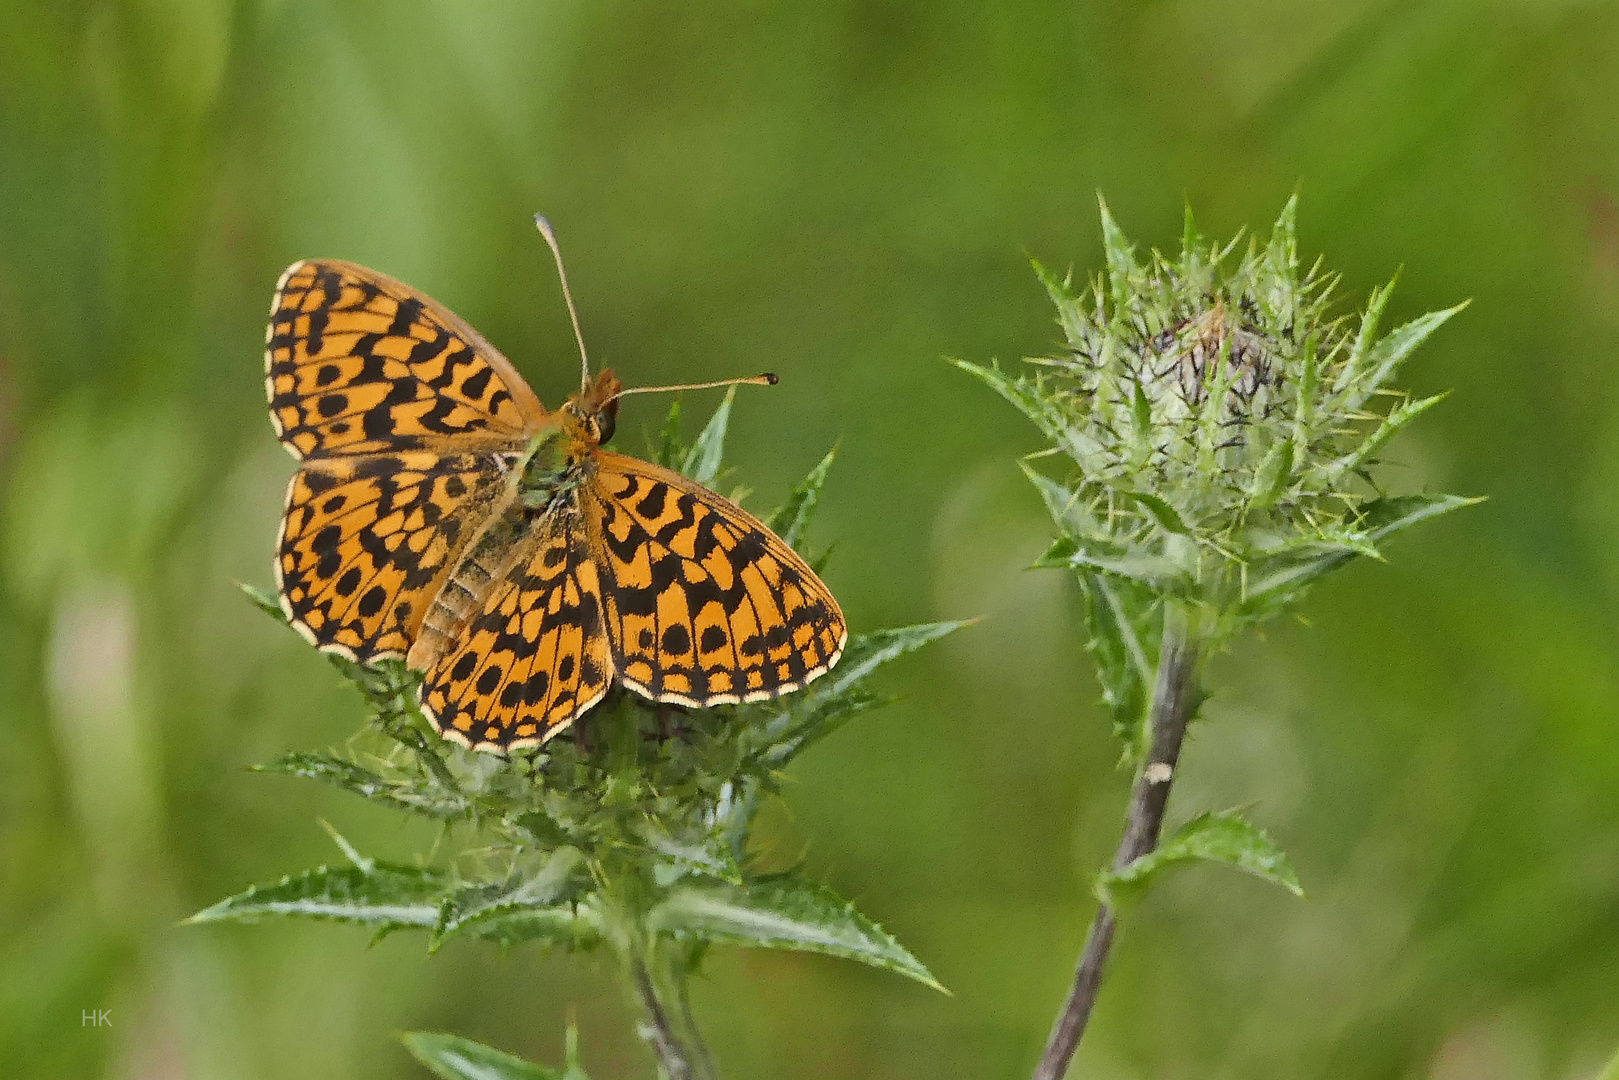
[1032,604,1203,1080]
[631,957,721,1080]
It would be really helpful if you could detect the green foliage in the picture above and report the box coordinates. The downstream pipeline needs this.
[1097,809,1303,906]
[195,396,953,1075]
[402,1028,587,1080]
[646,878,943,991]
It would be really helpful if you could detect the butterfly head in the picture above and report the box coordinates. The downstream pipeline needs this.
[562,368,622,447]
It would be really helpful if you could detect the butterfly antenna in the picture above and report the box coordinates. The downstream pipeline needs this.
[533,214,592,389]
[608,373,778,405]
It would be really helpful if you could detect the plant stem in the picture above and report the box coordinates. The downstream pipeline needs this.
[1032,604,1203,1080]
[631,960,698,1080]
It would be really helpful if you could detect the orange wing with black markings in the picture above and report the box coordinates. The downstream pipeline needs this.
[276,450,512,660]
[586,451,847,709]
[417,510,615,752]
[265,260,546,460]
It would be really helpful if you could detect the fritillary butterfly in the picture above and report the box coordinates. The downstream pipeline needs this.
[264,227,846,753]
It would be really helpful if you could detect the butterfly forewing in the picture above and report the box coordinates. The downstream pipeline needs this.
[266,260,545,460]
[418,512,615,752]
[586,452,847,707]
[277,450,514,660]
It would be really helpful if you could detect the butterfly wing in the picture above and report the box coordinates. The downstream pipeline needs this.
[277,450,516,660]
[585,451,846,707]
[417,508,615,751]
[266,259,547,460]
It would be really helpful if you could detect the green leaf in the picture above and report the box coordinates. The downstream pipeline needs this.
[1019,461,1097,535]
[1077,572,1153,755]
[647,879,945,992]
[799,621,965,705]
[253,752,467,818]
[1098,809,1303,905]
[951,360,1109,475]
[1239,493,1480,619]
[654,398,685,469]
[765,446,836,550]
[430,848,593,951]
[402,1032,569,1080]
[1096,195,1139,309]
[1314,392,1449,486]
[185,862,448,930]
[1121,490,1191,536]
[1036,535,1190,596]
[680,387,736,484]
[1342,302,1468,411]
[237,579,286,623]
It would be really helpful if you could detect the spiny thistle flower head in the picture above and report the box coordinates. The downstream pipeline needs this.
[960,196,1475,635]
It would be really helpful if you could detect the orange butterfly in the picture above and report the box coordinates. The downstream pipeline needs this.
[265,219,846,753]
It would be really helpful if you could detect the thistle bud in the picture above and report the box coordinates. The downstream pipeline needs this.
[959,197,1475,639]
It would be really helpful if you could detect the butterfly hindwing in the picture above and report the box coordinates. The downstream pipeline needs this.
[418,511,615,751]
[266,260,546,460]
[278,451,512,661]
[586,452,847,707]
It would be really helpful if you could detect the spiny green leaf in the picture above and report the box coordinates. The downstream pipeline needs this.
[431,848,589,951]
[402,1032,570,1080]
[647,879,944,992]
[801,622,966,705]
[754,685,889,770]
[654,398,685,469]
[1096,195,1139,308]
[1315,392,1449,485]
[1077,572,1153,755]
[1342,302,1469,411]
[1239,492,1480,618]
[1037,536,1191,596]
[1098,809,1303,905]
[680,387,736,484]
[253,752,467,818]
[185,862,448,929]
[1019,462,1096,535]
[765,446,836,550]
[237,579,285,622]
[1122,489,1191,536]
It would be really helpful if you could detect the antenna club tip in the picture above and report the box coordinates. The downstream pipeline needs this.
[761,372,779,385]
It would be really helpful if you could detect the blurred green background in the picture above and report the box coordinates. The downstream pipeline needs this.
[3,1,1618,1077]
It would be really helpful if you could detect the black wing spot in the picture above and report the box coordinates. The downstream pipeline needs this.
[357,585,387,617]
[661,624,691,656]
[476,664,504,695]
[638,628,654,649]
[317,393,349,418]
[700,626,728,652]
[524,670,550,704]
[316,550,341,578]
[444,475,467,498]
[315,364,341,387]
[557,655,575,681]
[312,525,342,553]
[764,625,791,649]
[739,635,763,658]
[499,682,524,707]
[321,495,347,514]
[335,567,363,597]
[451,652,478,682]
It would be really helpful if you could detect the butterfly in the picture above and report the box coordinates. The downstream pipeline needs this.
[264,221,846,753]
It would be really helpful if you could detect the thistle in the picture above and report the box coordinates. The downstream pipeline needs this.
[957,196,1477,1079]
[192,397,958,1080]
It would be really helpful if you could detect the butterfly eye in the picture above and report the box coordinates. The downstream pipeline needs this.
[595,409,616,445]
